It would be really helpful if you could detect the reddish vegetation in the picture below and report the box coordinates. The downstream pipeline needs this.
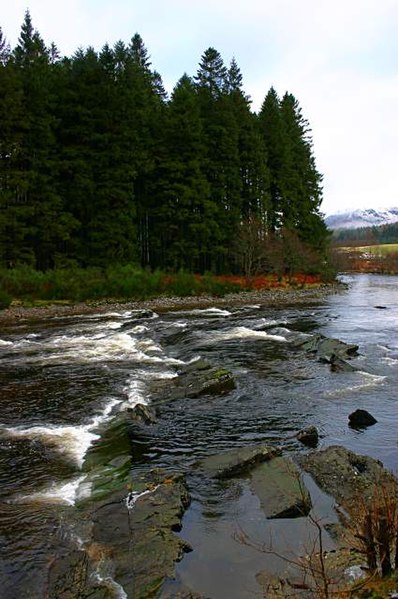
[334,250,398,274]
[210,273,322,290]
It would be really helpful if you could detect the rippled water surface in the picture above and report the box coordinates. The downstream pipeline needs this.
[0,273,397,598]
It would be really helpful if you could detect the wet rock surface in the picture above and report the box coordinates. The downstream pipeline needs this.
[296,426,319,447]
[91,472,191,599]
[294,333,359,372]
[49,472,191,599]
[155,358,236,402]
[127,402,157,425]
[199,444,281,479]
[294,333,359,360]
[251,456,312,519]
[298,445,396,516]
[348,408,378,428]
[47,549,113,599]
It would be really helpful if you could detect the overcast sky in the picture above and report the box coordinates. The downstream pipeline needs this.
[2,0,398,215]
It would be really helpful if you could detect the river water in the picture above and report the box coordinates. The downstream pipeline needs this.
[0,273,397,598]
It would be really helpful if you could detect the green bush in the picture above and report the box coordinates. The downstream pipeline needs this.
[0,289,12,310]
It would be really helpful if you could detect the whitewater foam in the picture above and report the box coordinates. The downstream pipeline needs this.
[15,475,87,506]
[92,572,128,599]
[212,326,288,343]
[3,398,121,466]
[0,339,12,346]
[180,307,232,317]
[123,378,147,407]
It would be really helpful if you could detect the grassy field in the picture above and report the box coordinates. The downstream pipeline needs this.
[336,243,398,254]
[352,243,398,254]
[333,243,398,274]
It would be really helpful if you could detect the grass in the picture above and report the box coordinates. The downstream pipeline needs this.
[0,266,325,308]
[332,243,398,274]
[350,243,398,255]
[337,243,398,255]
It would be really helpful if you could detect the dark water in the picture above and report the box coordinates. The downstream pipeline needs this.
[0,273,397,598]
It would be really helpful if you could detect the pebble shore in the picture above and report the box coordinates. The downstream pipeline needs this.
[0,283,344,323]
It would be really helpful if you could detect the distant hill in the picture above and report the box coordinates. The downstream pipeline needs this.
[325,208,398,230]
[331,220,398,246]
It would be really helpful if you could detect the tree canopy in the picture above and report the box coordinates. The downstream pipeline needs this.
[0,12,327,273]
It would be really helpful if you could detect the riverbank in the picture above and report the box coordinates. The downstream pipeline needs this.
[0,282,342,323]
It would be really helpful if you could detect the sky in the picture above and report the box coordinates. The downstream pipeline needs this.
[2,0,398,215]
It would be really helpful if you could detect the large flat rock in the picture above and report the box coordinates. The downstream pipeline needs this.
[200,445,281,479]
[91,472,191,599]
[153,359,236,402]
[298,445,397,516]
[251,456,311,519]
[48,472,190,599]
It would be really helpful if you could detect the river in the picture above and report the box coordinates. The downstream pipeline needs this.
[0,273,397,598]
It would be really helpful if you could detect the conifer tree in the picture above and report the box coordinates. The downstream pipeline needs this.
[195,48,241,272]
[9,12,75,269]
[150,74,210,270]
[279,92,325,247]
[258,87,287,232]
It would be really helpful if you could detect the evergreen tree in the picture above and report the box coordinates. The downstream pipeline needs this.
[258,87,287,232]
[6,12,76,269]
[150,74,210,270]
[279,92,325,247]
[226,58,270,230]
[0,27,10,65]
[195,48,241,272]
[56,44,138,266]
[194,47,227,98]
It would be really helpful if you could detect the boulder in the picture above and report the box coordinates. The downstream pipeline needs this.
[296,426,319,447]
[348,409,377,428]
[186,367,235,397]
[91,472,191,599]
[158,360,236,402]
[298,446,396,517]
[127,402,157,425]
[199,444,281,479]
[250,456,312,519]
[294,334,358,370]
[177,358,212,374]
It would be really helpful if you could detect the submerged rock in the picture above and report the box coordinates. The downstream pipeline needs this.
[294,333,359,360]
[328,354,357,372]
[294,333,358,372]
[157,358,236,402]
[348,409,377,428]
[200,444,281,479]
[296,425,319,447]
[251,456,312,519]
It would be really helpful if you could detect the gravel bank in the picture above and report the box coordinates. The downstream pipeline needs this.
[0,283,344,323]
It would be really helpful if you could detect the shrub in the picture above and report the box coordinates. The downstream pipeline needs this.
[0,289,12,310]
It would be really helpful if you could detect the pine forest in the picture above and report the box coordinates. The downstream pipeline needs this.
[0,12,329,283]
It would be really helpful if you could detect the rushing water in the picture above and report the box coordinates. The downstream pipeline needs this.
[0,273,397,598]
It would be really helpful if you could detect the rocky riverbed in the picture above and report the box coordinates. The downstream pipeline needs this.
[0,283,341,323]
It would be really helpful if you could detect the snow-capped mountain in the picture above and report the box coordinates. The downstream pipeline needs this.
[325,207,398,230]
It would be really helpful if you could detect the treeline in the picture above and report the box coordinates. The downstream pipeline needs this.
[332,222,398,246]
[0,11,328,275]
